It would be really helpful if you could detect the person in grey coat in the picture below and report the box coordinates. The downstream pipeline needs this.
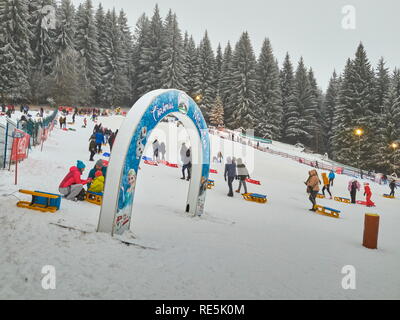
[180,143,192,180]
[224,156,237,197]
[235,158,250,194]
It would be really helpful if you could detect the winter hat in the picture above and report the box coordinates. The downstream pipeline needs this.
[95,159,104,168]
[77,160,86,169]
[95,170,103,177]
[364,182,369,186]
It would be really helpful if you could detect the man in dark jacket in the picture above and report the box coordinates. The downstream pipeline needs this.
[224,157,237,197]
[89,137,97,161]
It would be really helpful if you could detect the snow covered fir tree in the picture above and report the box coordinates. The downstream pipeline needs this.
[0,1,399,175]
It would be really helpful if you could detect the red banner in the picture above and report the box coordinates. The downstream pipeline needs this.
[11,129,30,161]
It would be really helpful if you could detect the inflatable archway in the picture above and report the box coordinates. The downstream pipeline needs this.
[97,89,210,235]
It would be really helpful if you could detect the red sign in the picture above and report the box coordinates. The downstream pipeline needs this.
[11,129,30,161]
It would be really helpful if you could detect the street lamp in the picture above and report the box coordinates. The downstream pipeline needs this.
[390,142,398,174]
[194,94,202,104]
[354,128,363,177]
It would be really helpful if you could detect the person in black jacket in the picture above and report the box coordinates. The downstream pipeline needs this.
[389,180,397,197]
[89,135,97,161]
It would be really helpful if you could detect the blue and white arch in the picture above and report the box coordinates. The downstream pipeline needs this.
[97,89,211,236]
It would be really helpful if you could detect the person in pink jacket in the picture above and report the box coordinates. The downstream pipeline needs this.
[348,179,361,204]
[59,160,92,201]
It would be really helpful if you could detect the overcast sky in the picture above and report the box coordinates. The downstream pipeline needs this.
[72,0,399,91]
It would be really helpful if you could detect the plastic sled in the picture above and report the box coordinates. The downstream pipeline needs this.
[314,205,340,218]
[242,193,267,204]
[383,194,395,199]
[246,178,261,185]
[85,191,103,206]
[334,196,351,204]
[356,200,367,205]
[166,162,178,168]
[17,190,61,213]
[144,160,158,166]
[142,156,152,161]
[210,169,218,174]
[103,152,111,157]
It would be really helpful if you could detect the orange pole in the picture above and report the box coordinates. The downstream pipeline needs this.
[363,213,380,249]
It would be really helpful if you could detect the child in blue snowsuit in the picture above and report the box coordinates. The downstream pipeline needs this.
[329,170,335,186]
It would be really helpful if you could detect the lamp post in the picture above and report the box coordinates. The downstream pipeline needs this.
[354,128,363,177]
[391,142,398,174]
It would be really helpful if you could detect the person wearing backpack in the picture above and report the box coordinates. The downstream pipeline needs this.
[348,179,361,204]
[321,172,332,199]
[235,158,250,194]
[305,169,320,211]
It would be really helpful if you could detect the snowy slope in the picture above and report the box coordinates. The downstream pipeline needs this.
[0,114,399,299]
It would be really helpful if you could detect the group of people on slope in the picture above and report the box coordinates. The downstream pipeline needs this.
[89,124,118,161]
[305,169,382,211]
[224,157,250,197]
[58,159,108,201]
[152,139,167,161]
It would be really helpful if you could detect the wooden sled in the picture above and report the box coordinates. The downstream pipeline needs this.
[242,193,267,204]
[85,191,103,206]
[314,205,340,218]
[207,179,215,189]
[17,189,61,213]
[383,194,395,199]
[316,193,325,199]
[334,196,351,204]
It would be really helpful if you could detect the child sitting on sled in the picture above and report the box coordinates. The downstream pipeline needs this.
[88,170,105,193]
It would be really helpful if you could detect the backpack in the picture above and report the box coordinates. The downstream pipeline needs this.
[351,181,358,191]
[186,149,191,157]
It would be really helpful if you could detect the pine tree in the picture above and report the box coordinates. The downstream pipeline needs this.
[118,9,134,105]
[219,42,234,123]
[0,0,33,102]
[374,69,400,174]
[323,71,340,155]
[228,32,257,130]
[286,57,312,145]
[130,13,150,102]
[332,44,376,170]
[195,31,216,122]
[279,53,296,143]
[137,4,165,96]
[209,95,225,128]
[308,68,324,152]
[160,11,186,90]
[182,33,198,98]
[74,0,101,106]
[214,43,223,95]
[48,0,78,105]
[255,38,282,140]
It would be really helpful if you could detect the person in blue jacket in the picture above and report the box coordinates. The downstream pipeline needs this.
[95,130,105,154]
[329,170,336,186]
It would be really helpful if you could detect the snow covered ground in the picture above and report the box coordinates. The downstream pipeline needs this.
[0,114,399,300]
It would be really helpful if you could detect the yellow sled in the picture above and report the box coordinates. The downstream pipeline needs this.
[85,191,103,206]
[17,190,61,213]
[334,196,351,204]
[314,205,340,218]
[242,193,267,204]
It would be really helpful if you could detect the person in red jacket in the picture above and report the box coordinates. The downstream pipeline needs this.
[59,160,92,201]
[363,182,375,207]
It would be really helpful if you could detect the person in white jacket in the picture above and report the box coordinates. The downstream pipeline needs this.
[180,143,192,180]
[235,158,250,194]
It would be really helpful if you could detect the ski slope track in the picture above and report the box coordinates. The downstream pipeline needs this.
[0,114,399,299]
